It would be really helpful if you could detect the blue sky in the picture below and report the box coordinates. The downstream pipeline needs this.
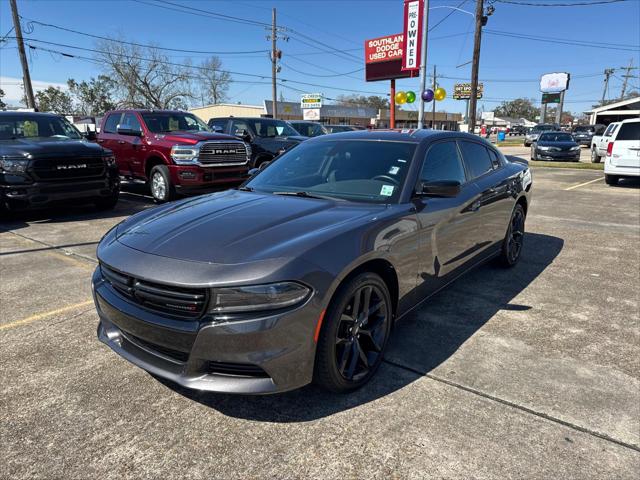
[1,0,639,115]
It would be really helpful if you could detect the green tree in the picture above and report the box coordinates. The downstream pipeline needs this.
[494,98,539,121]
[336,94,390,109]
[0,88,6,109]
[67,75,117,115]
[34,86,73,114]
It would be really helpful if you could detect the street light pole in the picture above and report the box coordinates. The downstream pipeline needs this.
[417,0,430,129]
[468,0,485,134]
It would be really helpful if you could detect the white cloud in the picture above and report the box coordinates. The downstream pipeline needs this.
[0,76,68,106]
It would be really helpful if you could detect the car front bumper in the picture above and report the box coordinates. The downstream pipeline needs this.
[92,267,320,394]
[169,164,249,190]
[534,149,581,161]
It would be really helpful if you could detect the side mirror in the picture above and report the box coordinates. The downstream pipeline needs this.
[116,125,143,136]
[418,180,461,198]
[82,131,97,141]
[235,129,252,142]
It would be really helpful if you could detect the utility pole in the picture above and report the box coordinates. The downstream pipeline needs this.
[417,0,430,129]
[468,0,485,134]
[432,64,437,129]
[601,68,614,104]
[270,8,278,120]
[9,0,35,109]
[619,58,636,101]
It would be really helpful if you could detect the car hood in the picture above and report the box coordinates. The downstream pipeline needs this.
[537,141,577,148]
[0,137,106,157]
[115,190,384,264]
[154,131,239,143]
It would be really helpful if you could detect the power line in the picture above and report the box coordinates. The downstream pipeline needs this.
[484,29,640,51]
[429,0,468,32]
[494,0,631,6]
[281,62,364,78]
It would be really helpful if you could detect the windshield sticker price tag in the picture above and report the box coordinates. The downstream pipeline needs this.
[388,166,400,175]
[380,185,395,196]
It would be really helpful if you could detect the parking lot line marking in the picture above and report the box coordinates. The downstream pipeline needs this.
[565,177,604,191]
[383,359,640,453]
[0,300,94,332]
[7,231,97,269]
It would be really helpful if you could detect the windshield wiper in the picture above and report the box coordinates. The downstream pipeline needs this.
[272,191,343,201]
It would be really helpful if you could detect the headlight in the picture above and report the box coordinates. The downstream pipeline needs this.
[245,142,252,160]
[103,155,116,166]
[570,146,580,151]
[537,146,550,151]
[209,282,310,313]
[171,145,200,165]
[0,158,29,173]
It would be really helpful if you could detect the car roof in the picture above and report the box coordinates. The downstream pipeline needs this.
[307,129,475,144]
[0,111,62,118]
[108,109,189,114]
[619,118,639,124]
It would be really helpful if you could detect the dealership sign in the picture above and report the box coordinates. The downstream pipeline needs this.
[402,0,423,71]
[541,92,561,104]
[453,83,484,100]
[540,72,570,93]
[365,34,404,64]
[300,94,322,109]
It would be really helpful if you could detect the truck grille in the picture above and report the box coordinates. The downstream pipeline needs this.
[199,142,248,165]
[31,157,105,181]
[101,264,208,318]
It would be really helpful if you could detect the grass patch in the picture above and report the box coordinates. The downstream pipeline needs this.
[496,140,524,146]
[529,160,604,170]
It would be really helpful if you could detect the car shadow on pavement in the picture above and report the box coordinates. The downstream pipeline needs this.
[161,232,564,423]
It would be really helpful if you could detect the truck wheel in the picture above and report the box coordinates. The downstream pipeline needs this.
[591,148,601,163]
[149,165,175,203]
[94,191,119,210]
[605,174,619,186]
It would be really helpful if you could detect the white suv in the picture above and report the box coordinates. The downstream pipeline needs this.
[604,118,640,186]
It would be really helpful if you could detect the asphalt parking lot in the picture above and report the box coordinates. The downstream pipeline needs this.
[1,168,639,479]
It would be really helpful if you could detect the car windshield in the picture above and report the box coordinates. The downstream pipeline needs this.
[532,125,555,133]
[141,112,210,133]
[292,122,326,137]
[573,126,591,133]
[0,115,82,140]
[246,139,416,204]
[539,133,574,142]
[245,119,300,138]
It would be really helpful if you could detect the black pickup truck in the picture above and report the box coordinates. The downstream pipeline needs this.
[208,117,308,169]
[0,112,120,213]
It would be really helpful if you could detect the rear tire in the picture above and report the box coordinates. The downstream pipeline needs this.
[314,272,392,393]
[605,174,619,186]
[149,165,175,203]
[497,204,526,268]
[591,148,601,163]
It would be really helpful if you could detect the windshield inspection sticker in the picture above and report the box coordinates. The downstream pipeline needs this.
[380,185,395,196]
[388,166,400,175]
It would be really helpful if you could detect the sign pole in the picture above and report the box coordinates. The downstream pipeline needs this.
[417,0,429,129]
[555,90,565,125]
[390,79,396,129]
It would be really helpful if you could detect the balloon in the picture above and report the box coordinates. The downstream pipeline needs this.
[395,91,407,104]
[405,91,416,103]
[434,87,447,101]
[421,89,434,102]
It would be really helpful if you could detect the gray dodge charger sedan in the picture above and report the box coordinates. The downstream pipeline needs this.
[93,130,532,394]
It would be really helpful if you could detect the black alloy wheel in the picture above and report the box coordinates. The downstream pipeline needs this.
[314,272,392,393]
[498,204,525,267]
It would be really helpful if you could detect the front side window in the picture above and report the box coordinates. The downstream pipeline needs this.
[420,141,466,185]
[120,113,142,132]
[103,113,122,134]
[604,123,618,137]
[231,120,251,136]
[247,119,299,138]
[247,140,416,203]
[209,119,228,132]
[458,141,494,179]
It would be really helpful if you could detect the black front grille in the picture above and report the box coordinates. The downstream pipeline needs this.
[125,332,189,362]
[31,157,105,181]
[207,361,269,378]
[199,142,247,165]
[101,264,208,318]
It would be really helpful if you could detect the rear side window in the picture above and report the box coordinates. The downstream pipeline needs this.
[420,141,466,185]
[103,113,121,134]
[458,141,494,179]
[615,122,640,140]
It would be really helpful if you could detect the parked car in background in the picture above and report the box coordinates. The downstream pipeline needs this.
[591,122,620,163]
[208,117,308,169]
[289,121,329,138]
[1,112,119,213]
[325,125,362,133]
[603,118,640,185]
[530,131,581,162]
[572,124,606,147]
[92,129,532,395]
[98,110,250,203]
[524,124,559,147]
[508,125,528,136]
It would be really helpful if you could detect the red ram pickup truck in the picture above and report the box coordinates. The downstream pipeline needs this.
[97,110,250,202]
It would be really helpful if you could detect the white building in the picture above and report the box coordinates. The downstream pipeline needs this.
[585,97,640,125]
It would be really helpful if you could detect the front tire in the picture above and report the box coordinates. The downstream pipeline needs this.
[149,165,175,203]
[314,272,392,393]
[497,204,525,268]
[605,174,619,186]
[94,191,119,210]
